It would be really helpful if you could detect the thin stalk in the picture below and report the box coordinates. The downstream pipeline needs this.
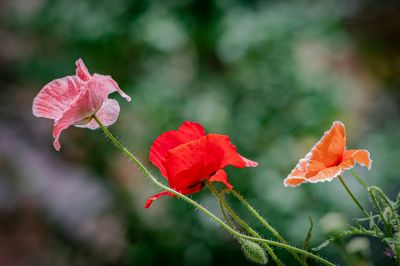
[337,175,369,218]
[369,189,392,236]
[207,182,284,266]
[207,182,235,229]
[350,170,368,190]
[224,189,306,265]
[93,115,335,266]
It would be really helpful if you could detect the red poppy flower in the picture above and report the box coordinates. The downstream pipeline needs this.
[32,58,130,151]
[284,121,372,187]
[145,121,258,208]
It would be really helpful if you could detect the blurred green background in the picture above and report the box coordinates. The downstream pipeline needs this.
[1,0,400,265]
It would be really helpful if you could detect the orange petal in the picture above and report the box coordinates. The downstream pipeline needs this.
[307,165,343,183]
[284,159,307,187]
[306,121,346,175]
[342,149,372,170]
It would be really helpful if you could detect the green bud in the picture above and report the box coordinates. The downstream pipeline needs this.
[384,207,393,222]
[239,239,268,265]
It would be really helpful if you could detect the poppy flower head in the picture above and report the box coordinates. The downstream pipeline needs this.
[284,121,371,187]
[145,121,258,208]
[32,58,131,151]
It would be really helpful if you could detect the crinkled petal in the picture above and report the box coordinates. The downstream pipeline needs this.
[306,121,346,175]
[33,76,84,119]
[162,134,256,191]
[284,159,307,187]
[206,134,257,169]
[150,121,206,177]
[209,169,233,189]
[307,166,343,183]
[343,149,372,170]
[52,88,104,151]
[144,191,171,208]
[75,58,91,81]
[92,74,131,102]
[76,99,120,130]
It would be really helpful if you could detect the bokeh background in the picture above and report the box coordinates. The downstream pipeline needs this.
[1,0,400,265]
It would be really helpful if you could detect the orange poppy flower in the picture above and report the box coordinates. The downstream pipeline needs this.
[284,121,372,187]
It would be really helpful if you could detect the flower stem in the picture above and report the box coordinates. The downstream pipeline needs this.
[368,186,400,230]
[369,188,392,236]
[223,189,306,265]
[338,175,369,218]
[349,170,368,190]
[93,115,335,266]
[207,182,284,266]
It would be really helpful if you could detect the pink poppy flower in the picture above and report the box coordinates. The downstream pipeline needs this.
[32,59,131,150]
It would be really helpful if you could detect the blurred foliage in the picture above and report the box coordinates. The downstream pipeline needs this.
[1,0,400,265]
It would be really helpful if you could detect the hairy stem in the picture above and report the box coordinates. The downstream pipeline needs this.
[223,189,306,265]
[207,182,284,266]
[93,115,335,266]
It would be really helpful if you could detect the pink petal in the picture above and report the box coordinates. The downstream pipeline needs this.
[77,99,120,130]
[92,74,131,102]
[209,170,233,189]
[33,76,84,119]
[52,87,105,151]
[75,58,91,81]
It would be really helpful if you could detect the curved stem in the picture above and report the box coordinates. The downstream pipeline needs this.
[224,189,306,266]
[207,182,284,266]
[338,175,369,218]
[93,115,335,266]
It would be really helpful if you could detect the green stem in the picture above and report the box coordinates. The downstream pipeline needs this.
[93,115,335,266]
[223,189,306,265]
[369,186,400,229]
[338,175,369,218]
[369,189,392,236]
[207,182,284,266]
[349,170,368,190]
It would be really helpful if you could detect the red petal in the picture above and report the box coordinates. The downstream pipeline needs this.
[149,121,205,177]
[144,191,170,208]
[163,138,219,190]
[75,58,91,81]
[209,170,233,189]
[33,76,84,119]
[162,134,255,191]
[206,134,256,169]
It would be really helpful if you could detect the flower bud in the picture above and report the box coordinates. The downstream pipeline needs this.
[239,239,268,265]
